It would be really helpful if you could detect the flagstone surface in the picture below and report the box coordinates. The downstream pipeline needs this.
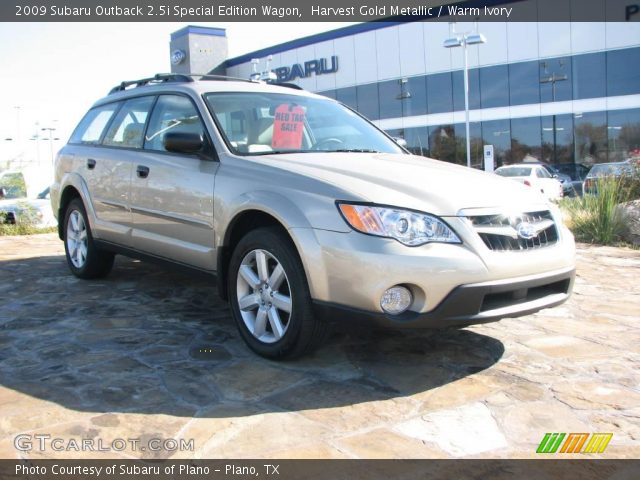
[0,233,638,458]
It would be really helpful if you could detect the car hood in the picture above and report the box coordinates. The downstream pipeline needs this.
[252,152,549,216]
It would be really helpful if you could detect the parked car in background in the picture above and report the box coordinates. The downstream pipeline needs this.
[529,162,579,197]
[554,163,591,196]
[583,161,634,195]
[494,164,564,202]
[0,169,57,228]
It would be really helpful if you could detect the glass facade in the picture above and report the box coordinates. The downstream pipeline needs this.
[393,110,639,169]
[319,46,640,167]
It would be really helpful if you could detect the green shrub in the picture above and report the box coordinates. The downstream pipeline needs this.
[621,161,640,200]
[559,175,629,245]
[0,201,56,236]
[0,224,56,236]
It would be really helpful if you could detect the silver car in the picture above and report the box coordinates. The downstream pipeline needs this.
[51,74,576,359]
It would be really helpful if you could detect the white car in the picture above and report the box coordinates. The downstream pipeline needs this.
[494,164,564,202]
[0,169,57,228]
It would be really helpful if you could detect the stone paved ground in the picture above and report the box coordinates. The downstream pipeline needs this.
[0,233,638,459]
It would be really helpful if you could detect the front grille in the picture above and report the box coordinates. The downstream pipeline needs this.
[468,210,558,251]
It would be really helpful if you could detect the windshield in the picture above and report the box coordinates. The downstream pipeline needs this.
[588,163,631,177]
[495,167,532,177]
[204,92,404,156]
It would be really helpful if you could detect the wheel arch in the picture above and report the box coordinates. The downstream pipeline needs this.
[58,185,81,240]
[217,208,307,301]
[57,173,96,240]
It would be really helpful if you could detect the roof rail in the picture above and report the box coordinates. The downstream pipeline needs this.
[108,73,194,95]
[108,73,305,95]
[197,73,255,83]
[269,82,304,90]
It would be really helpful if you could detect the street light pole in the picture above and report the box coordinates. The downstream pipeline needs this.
[463,42,471,170]
[444,25,486,169]
[14,106,21,144]
[41,127,57,166]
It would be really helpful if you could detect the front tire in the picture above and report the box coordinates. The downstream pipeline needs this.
[228,227,329,359]
[63,198,114,279]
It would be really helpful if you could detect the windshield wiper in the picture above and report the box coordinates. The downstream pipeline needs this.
[331,149,381,153]
[247,149,314,156]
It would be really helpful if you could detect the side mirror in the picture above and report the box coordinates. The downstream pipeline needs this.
[163,132,203,154]
[393,137,408,148]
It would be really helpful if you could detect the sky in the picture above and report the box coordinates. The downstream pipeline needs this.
[0,22,355,165]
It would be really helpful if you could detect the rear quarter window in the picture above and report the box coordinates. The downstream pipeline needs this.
[69,103,121,145]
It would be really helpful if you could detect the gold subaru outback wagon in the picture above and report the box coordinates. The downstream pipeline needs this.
[51,74,575,359]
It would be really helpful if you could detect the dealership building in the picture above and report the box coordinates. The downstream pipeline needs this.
[170,11,640,170]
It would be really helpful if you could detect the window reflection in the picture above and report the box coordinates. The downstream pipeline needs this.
[539,58,572,103]
[402,76,428,117]
[376,80,401,120]
[573,112,608,164]
[427,72,454,114]
[453,69,481,111]
[482,120,511,168]
[480,65,510,109]
[356,83,380,120]
[509,61,541,106]
[607,109,640,162]
[317,90,336,100]
[428,124,457,164]
[509,117,542,163]
[335,87,357,111]
[572,52,606,100]
[454,123,483,167]
[607,48,640,97]
[541,114,574,164]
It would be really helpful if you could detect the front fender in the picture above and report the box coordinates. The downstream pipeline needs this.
[218,190,313,247]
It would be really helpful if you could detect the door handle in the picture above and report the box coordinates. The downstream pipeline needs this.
[136,165,150,178]
[87,158,96,170]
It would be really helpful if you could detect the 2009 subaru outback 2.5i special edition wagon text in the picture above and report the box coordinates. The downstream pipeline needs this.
[51,73,576,359]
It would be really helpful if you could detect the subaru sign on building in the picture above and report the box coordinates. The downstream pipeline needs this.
[172,0,640,171]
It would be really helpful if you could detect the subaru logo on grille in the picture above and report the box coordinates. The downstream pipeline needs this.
[516,222,539,240]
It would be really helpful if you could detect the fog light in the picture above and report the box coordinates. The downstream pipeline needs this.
[380,286,412,315]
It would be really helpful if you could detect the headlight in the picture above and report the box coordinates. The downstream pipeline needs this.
[337,203,461,246]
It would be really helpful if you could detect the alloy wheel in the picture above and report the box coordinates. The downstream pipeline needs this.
[66,210,88,268]
[235,248,292,343]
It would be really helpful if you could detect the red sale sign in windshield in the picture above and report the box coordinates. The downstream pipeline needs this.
[272,104,305,149]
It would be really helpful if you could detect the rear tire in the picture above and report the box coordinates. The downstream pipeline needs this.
[63,198,114,279]
[228,227,329,359]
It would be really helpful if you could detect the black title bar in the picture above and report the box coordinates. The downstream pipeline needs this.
[2,459,640,480]
[2,0,640,22]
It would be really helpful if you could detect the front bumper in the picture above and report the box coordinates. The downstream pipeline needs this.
[313,266,575,329]
[292,218,575,309]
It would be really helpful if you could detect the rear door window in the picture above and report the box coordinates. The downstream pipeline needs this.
[102,96,155,149]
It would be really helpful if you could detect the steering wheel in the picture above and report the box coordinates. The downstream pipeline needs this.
[312,138,344,151]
